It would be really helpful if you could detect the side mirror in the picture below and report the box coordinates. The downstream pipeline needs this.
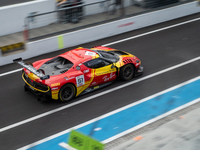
[111,64,115,69]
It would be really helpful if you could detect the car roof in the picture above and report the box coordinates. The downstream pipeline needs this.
[59,47,99,64]
[59,46,119,64]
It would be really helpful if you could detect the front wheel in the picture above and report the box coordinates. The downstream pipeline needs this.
[119,64,135,81]
[59,84,76,102]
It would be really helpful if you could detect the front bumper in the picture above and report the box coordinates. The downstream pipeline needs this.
[135,65,144,76]
[22,72,51,101]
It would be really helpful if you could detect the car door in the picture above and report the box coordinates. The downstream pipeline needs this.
[83,58,117,86]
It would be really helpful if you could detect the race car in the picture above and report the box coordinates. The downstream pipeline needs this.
[13,46,143,102]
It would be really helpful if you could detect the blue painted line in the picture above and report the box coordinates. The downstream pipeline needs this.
[27,78,200,150]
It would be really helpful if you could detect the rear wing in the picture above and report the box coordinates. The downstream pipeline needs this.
[13,58,50,80]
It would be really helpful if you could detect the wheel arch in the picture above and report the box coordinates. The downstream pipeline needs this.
[60,82,77,94]
[119,63,136,81]
[58,82,77,102]
[118,63,136,77]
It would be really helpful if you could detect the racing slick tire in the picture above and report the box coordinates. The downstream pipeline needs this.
[59,84,76,102]
[119,64,135,81]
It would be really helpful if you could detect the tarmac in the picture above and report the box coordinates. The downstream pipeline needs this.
[1,1,199,150]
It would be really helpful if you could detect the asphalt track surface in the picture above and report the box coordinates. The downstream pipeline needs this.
[1,13,200,149]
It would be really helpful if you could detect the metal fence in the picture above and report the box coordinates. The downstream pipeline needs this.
[25,0,192,41]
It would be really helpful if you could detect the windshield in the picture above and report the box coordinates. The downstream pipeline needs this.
[96,51,119,63]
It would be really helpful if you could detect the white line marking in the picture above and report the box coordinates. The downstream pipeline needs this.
[1,16,200,77]
[1,56,200,134]
[18,76,200,150]
[3,14,200,148]
[103,17,200,46]
[59,142,77,150]
[0,68,22,77]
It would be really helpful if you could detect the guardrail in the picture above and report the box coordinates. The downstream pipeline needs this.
[25,0,185,41]
[0,0,199,66]
[0,0,55,37]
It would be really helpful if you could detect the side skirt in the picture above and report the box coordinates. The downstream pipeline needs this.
[79,81,114,96]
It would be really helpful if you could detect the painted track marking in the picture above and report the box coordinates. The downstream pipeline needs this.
[0,68,22,77]
[103,17,200,46]
[0,16,200,77]
[1,12,200,150]
[18,76,200,149]
[1,56,200,133]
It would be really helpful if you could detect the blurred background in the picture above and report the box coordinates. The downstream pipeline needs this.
[0,0,192,45]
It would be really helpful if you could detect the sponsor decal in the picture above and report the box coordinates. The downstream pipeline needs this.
[85,51,96,56]
[94,86,99,89]
[51,83,60,87]
[52,87,59,90]
[102,72,115,82]
[83,69,89,73]
[76,75,85,87]
[85,88,92,92]
[96,71,110,76]
[16,60,49,80]
[65,77,75,81]
[91,82,97,86]
[18,61,44,77]
[118,22,134,28]
[110,68,116,72]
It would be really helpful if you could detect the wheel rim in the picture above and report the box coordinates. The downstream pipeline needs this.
[123,65,133,79]
[61,86,73,101]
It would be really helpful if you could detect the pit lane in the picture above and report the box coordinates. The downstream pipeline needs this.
[0,13,200,149]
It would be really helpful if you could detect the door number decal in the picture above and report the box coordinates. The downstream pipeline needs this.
[76,75,85,87]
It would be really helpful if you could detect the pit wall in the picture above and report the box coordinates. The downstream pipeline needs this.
[83,0,130,16]
[0,0,56,36]
[0,0,130,37]
[1,1,200,66]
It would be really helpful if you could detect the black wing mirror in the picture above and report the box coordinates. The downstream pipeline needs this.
[111,64,115,69]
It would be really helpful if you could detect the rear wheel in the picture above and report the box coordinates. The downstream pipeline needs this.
[59,84,76,102]
[119,64,135,81]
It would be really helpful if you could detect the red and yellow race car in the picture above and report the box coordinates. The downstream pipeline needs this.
[13,46,143,102]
